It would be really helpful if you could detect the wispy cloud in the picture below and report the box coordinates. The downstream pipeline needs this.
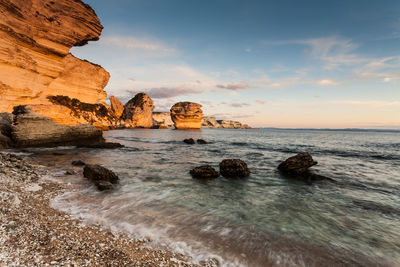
[256,100,265,104]
[145,86,203,99]
[216,83,249,90]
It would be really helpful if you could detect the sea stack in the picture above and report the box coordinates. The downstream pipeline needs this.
[121,93,154,128]
[109,96,124,119]
[170,102,203,129]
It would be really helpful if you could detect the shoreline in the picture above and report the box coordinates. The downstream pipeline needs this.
[0,152,216,266]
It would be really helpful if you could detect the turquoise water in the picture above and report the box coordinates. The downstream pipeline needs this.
[29,129,400,266]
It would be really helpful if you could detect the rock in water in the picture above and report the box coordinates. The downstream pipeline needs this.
[11,106,104,147]
[183,138,195,144]
[197,139,208,144]
[72,160,86,166]
[190,165,219,179]
[170,102,203,129]
[77,142,124,149]
[109,96,124,118]
[0,0,111,129]
[83,164,119,186]
[219,159,250,178]
[278,152,317,175]
[121,93,154,128]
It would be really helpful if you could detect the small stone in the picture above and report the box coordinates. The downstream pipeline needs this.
[196,139,208,144]
[72,160,85,166]
[183,138,195,145]
[190,165,219,179]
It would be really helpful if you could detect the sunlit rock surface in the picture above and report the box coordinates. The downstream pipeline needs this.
[152,112,174,128]
[170,102,203,129]
[121,93,154,128]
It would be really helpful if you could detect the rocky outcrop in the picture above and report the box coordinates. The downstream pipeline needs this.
[170,102,203,129]
[202,117,251,129]
[0,113,13,148]
[219,159,250,178]
[121,93,154,128]
[11,105,104,147]
[0,0,110,126]
[278,152,317,175]
[152,112,174,128]
[109,96,124,119]
[190,165,219,179]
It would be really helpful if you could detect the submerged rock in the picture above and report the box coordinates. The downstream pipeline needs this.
[197,139,208,144]
[121,93,154,128]
[278,152,317,175]
[78,142,124,149]
[183,138,195,145]
[190,165,219,179]
[170,102,203,129]
[72,160,86,166]
[83,164,119,190]
[219,159,250,178]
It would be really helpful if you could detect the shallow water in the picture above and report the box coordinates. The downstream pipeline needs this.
[26,129,400,266]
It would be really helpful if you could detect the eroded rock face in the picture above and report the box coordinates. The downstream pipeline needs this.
[152,112,174,128]
[0,0,110,123]
[11,105,104,147]
[170,102,203,129]
[202,117,221,128]
[278,152,317,175]
[109,96,124,119]
[121,93,154,128]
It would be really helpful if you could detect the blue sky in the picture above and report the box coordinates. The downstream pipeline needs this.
[72,0,400,128]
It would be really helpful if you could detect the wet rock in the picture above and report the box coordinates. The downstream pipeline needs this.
[96,181,114,191]
[197,139,208,144]
[219,159,250,178]
[183,138,195,145]
[190,165,219,179]
[278,152,317,175]
[170,102,203,129]
[83,164,119,184]
[65,170,75,175]
[72,160,86,166]
[78,142,124,149]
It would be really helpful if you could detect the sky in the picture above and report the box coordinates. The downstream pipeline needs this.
[71,0,400,129]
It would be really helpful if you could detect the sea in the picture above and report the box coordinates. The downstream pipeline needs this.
[24,128,400,266]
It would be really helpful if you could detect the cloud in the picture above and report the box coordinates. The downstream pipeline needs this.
[129,77,136,82]
[318,79,339,86]
[145,86,203,99]
[230,103,251,108]
[256,100,265,104]
[216,83,249,90]
[100,35,179,58]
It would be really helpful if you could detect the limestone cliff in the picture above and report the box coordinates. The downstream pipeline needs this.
[121,93,154,128]
[202,117,251,129]
[170,102,203,129]
[152,112,174,128]
[0,0,110,123]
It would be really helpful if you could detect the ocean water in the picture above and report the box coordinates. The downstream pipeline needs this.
[27,129,400,266]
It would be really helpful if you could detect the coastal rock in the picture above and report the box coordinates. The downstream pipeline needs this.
[121,93,154,128]
[77,142,124,149]
[183,138,195,145]
[197,139,208,144]
[11,105,104,147]
[109,96,124,118]
[72,160,86,166]
[219,159,250,178]
[217,120,250,129]
[0,114,13,148]
[152,112,174,128]
[170,102,203,129]
[83,164,119,184]
[278,152,317,175]
[201,117,221,128]
[190,165,219,179]
[96,181,114,191]
[0,0,112,128]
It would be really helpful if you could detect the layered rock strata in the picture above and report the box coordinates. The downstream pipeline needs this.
[121,93,154,128]
[11,105,103,147]
[0,0,110,125]
[152,112,174,128]
[170,102,203,129]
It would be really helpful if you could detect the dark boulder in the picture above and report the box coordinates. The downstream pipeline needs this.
[72,160,86,166]
[190,165,219,179]
[78,142,124,149]
[219,159,250,178]
[96,181,114,191]
[83,164,119,184]
[197,139,208,144]
[183,138,195,145]
[278,152,317,175]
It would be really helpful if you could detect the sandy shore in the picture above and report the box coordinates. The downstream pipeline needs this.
[0,153,217,266]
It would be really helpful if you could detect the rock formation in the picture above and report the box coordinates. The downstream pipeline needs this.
[219,159,250,178]
[170,102,203,129]
[120,93,154,128]
[202,117,251,129]
[11,105,103,147]
[190,165,220,179]
[152,112,174,128]
[278,152,317,175]
[109,96,124,119]
[0,113,13,148]
[0,0,111,127]
[83,164,119,191]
